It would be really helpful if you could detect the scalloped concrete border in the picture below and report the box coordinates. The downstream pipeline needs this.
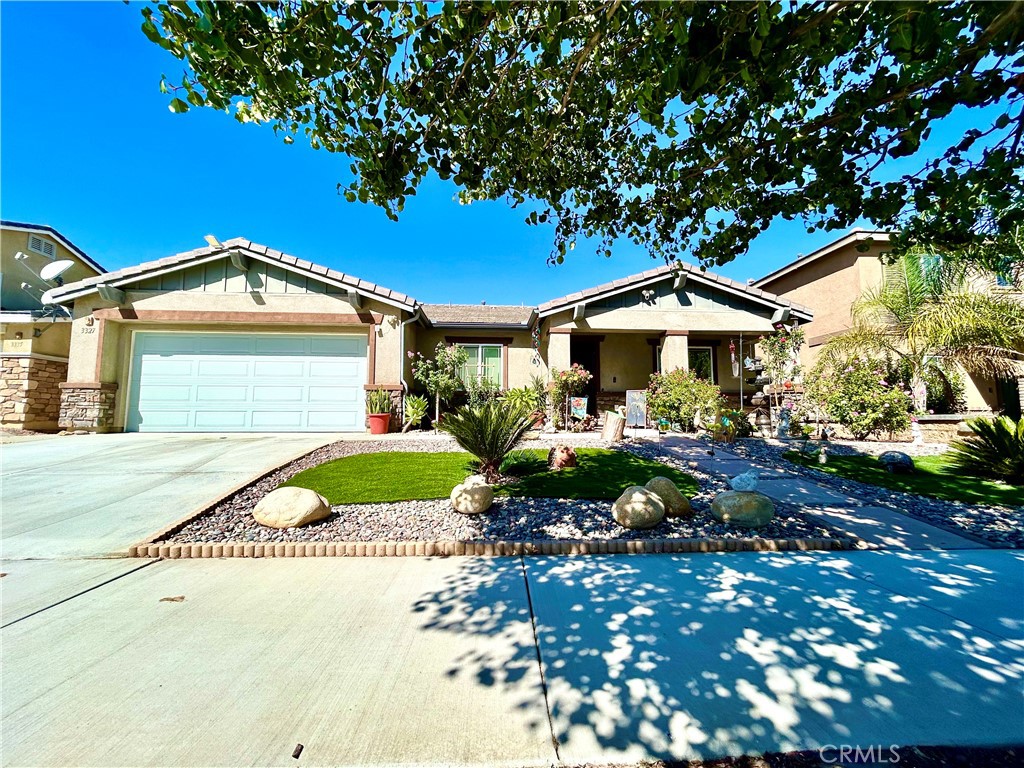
[129,536,852,558]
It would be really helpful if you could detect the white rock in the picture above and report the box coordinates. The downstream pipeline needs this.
[253,486,331,529]
[464,474,489,487]
[451,481,494,514]
[728,470,760,492]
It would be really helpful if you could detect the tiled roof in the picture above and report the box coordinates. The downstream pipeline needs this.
[537,261,813,318]
[422,303,535,327]
[1,220,105,274]
[44,238,417,310]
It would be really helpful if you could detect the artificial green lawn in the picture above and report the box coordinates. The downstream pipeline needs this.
[280,448,697,504]
[785,451,1021,508]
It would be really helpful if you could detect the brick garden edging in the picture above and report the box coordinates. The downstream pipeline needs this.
[129,536,851,558]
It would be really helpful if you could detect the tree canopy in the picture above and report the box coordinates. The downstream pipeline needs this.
[143,1,1024,268]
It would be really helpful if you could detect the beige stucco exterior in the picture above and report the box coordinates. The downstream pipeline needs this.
[755,231,1022,415]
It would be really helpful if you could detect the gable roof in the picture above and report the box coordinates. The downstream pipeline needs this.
[538,260,813,320]
[1,220,106,274]
[422,303,536,329]
[43,238,418,312]
[752,229,892,288]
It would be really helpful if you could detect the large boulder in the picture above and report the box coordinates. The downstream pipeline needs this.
[878,451,915,474]
[253,487,331,529]
[451,480,494,514]
[645,476,693,518]
[710,491,775,529]
[612,486,666,529]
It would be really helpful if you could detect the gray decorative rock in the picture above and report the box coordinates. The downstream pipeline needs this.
[645,476,693,518]
[253,487,331,529]
[710,491,775,528]
[728,470,760,492]
[878,451,915,474]
[450,480,494,514]
[612,486,666,529]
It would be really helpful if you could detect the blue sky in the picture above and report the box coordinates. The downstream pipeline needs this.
[0,2,976,305]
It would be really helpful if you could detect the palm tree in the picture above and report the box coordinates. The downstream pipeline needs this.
[818,250,1024,412]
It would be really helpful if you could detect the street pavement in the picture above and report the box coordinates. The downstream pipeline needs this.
[2,550,1022,766]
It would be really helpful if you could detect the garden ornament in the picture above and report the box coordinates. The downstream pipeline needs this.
[728,470,760,492]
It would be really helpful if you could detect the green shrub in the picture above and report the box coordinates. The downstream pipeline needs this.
[886,358,966,413]
[805,357,911,440]
[465,378,502,409]
[366,387,393,414]
[948,416,1024,485]
[501,385,540,413]
[401,394,429,432]
[647,368,725,431]
[439,400,536,481]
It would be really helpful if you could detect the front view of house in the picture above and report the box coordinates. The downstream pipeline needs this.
[44,237,810,432]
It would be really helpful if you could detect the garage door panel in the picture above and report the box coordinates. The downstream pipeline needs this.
[139,358,194,377]
[197,359,250,377]
[196,385,250,403]
[251,411,305,429]
[252,385,304,403]
[253,360,305,378]
[128,332,368,433]
[194,411,248,429]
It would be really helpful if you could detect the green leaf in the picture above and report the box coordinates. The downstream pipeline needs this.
[168,98,189,114]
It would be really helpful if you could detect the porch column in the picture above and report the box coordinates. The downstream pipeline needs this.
[548,329,571,375]
[660,331,689,372]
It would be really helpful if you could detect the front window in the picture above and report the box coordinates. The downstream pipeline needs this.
[688,347,715,382]
[458,344,502,388]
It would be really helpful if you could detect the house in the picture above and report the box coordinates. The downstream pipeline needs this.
[42,236,811,433]
[1,221,105,430]
[752,229,1024,418]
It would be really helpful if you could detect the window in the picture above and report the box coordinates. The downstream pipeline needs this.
[688,347,715,382]
[28,234,57,259]
[458,344,502,388]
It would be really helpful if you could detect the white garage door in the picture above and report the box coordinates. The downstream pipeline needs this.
[127,332,368,432]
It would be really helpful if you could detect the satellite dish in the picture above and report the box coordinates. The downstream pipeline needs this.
[39,260,75,282]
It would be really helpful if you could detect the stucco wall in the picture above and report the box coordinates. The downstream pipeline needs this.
[597,334,656,391]
[1,228,100,311]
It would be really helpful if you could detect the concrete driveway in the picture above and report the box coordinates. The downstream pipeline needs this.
[2,550,1021,767]
[0,433,336,559]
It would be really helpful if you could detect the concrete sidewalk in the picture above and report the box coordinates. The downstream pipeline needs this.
[660,435,986,550]
[2,551,1021,766]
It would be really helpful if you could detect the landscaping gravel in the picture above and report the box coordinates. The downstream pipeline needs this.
[163,435,846,545]
[722,436,1024,548]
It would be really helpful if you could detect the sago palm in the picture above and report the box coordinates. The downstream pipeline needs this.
[819,251,1024,411]
[439,400,536,481]
[947,416,1024,486]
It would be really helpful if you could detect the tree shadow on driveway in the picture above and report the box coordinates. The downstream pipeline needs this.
[413,550,1024,764]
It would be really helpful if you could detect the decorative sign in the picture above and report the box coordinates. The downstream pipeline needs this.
[625,390,647,427]
[570,397,588,420]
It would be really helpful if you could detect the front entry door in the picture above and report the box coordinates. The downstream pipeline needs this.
[569,336,601,416]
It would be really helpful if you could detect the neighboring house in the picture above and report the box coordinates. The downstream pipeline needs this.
[752,229,1024,418]
[43,236,810,433]
[1,221,105,430]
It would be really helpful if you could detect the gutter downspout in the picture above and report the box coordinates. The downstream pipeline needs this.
[399,304,422,396]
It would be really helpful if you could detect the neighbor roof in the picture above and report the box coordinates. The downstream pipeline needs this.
[1,220,106,274]
[538,260,813,320]
[421,303,536,329]
[44,238,418,311]
[752,229,892,288]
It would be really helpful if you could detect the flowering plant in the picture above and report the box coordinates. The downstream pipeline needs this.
[549,364,593,428]
[805,357,912,440]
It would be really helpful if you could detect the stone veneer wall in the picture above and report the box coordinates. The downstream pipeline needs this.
[58,383,119,432]
[1,356,68,431]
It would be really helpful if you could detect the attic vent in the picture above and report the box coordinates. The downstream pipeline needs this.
[28,234,57,259]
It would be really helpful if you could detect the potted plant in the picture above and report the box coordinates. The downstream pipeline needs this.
[366,387,393,434]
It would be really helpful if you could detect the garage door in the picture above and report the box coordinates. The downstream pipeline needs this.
[127,332,368,432]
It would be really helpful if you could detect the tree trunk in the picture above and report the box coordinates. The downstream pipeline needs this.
[910,373,928,413]
[435,395,441,429]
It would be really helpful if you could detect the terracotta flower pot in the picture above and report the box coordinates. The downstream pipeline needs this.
[367,413,390,435]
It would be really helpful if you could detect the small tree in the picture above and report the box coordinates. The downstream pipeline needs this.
[410,343,468,425]
[759,324,806,431]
